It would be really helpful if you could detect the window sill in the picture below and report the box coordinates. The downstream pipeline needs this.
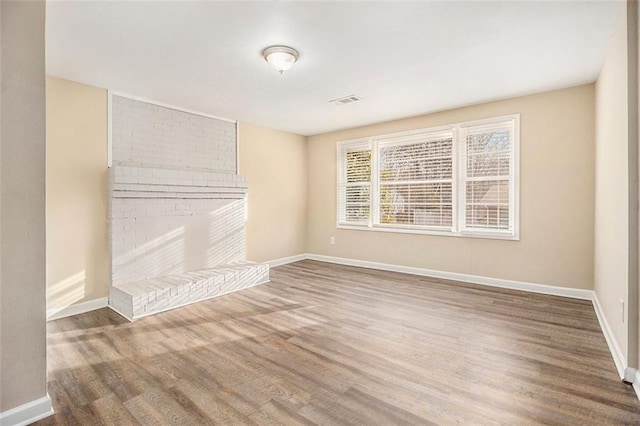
[336,224,519,241]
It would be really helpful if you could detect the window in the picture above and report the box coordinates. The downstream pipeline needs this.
[337,115,519,239]
[377,132,454,229]
[337,142,371,225]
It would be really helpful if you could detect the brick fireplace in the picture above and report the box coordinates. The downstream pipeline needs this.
[107,95,268,320]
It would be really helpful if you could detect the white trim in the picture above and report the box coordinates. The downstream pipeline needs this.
[458,114,521,128]
[109,91,236,123]
[336,223,518,240]
[336,114,520,240]
[336,122,463,146]
[47,297,108,321]
[452,126,459,233]
[107,303,133,322]
[265,254,307,268]
[236,121,240,175]
[107,91,113,167]
[377,128,455,147]
[458,115,519,239]
[633,369,640,401]
[304,253,593,300]
[513,115,521,240]
[0,394,53,426]
[371,139,379,228]
[592,292,627,379]
[624,366,637,384]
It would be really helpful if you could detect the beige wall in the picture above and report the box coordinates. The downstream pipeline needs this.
[0,0,47,413]
[46,77,109,317]
[239,122,307,262]
[595,6,631,363]
[307,85,595,290]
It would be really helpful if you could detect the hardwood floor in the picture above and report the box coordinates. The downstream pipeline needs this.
[37,260,640,425]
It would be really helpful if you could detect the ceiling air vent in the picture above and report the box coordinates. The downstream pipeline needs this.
[329,95,362,105]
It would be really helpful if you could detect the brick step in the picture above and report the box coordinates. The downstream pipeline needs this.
[109,261,269,321]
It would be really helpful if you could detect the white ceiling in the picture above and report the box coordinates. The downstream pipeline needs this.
[46,1,623,136]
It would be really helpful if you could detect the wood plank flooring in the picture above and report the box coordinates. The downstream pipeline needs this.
[37,260,640,425]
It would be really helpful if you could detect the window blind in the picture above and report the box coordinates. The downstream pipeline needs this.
[336,115,518,239]
[377,134,453,228]
[460,122,514,232]
[337,142,372,225]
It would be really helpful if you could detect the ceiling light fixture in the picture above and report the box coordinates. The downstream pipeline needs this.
[262,45,299,74]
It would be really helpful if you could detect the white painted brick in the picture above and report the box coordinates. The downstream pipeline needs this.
[112,95,236,172]
[108,96,270,320]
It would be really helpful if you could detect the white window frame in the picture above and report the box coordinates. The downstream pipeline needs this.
[336,114,520,240]
[374,128,455,232]
[336,140,373,227]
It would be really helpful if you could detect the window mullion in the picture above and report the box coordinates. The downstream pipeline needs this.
[510,119,519,236]
[337,145,345,225]
[457,126,467,232]
[371,139,379,227]
[452,126,459,233]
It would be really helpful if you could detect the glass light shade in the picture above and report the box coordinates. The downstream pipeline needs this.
[263,46,299,74]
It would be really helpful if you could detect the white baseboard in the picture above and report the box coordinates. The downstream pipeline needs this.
[625,366,637,384]
[305,253,593,300]
[47,297,108,321]
[633,369,640,401]
[265,253,307,268]
[0,394,53,426]
[592,292,627,380]
[107,303,134,322]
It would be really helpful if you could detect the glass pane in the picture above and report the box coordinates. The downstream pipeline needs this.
[346,205,370,223]
[465,205,509,229]
[346,150,371,183]
[343,183,370,223]
[467,151,510,177]
[346,185,370,203]
[465,180,509,204]
[412,206,453,226]
[379,182,452,226]
[380,138,453,182]
[465,129,511,178]
[379,204,453,226]
[381,182,452,205]
[466,129,510,154]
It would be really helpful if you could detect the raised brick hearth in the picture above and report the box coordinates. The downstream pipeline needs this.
[109,261,269,320]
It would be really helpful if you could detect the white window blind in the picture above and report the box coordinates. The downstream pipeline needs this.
[336,115,519,239]
[337,142,372,226]
[460,120,516,235]
[377,133,453,229]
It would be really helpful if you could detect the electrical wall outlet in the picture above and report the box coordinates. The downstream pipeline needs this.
[330,236,336,245]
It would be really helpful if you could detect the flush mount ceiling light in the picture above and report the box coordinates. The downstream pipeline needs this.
[262,45,299,74]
